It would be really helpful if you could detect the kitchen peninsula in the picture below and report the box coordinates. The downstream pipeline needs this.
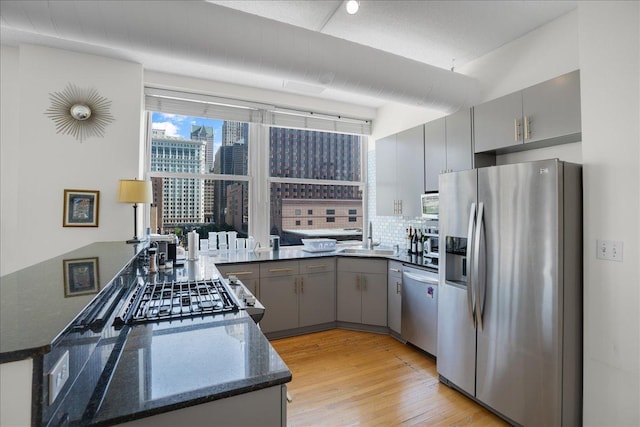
[0,242,291,427]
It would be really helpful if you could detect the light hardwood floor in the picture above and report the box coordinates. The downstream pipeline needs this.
[270,329,509,427]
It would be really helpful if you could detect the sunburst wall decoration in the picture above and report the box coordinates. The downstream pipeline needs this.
[45,83,115,143]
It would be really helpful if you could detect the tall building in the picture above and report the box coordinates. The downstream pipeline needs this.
[191,125,215,171]
[222,121,248,146]
[150,129,205,227]
[269,128,362,239]
[190,125,216,222]
[212,141,249,227]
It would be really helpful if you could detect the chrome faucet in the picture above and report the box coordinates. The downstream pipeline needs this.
[366,221,377,249]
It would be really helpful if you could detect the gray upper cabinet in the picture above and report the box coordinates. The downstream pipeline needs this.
[375,134,397,216]
[522,70,581,144]
[474,70,581,153]
[376,125,424,216]
[424,109,473,192]
[474,91,525,152]
[445,108,473,172]
[424,118,446,193]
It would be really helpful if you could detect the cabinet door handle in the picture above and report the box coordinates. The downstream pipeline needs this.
[269,267,293,273]
[396,281,401,294]
[363,276,367,291]
[306,264,327,270]
[301,277,304,293]
[294,277,298,294]
[225,271,253,276]
[514,118,521,141]
[389,268,400,273]
[524,116,531,140]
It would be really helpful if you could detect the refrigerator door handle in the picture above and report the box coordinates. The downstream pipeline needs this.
[466,202,476,328]
[474,202,486,331]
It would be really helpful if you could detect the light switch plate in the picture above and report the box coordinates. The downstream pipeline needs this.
[48,350,69,405]
[596,239,623,262]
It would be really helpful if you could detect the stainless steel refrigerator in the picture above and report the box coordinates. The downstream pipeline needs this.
[437,159,582,426]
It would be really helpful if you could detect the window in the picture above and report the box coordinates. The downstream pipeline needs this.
[349,217,357,222]
[326,217,336,223]
[147,111,250,242]
[146,88,369,247]
[326,209,336,215]
[349,209,357,215]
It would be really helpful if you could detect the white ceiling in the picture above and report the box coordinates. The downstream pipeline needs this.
[0,0,576,110]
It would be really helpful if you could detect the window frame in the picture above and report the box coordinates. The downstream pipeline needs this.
[143,90,369,247]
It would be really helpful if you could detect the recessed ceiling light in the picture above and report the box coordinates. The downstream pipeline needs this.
[345,0,359,15]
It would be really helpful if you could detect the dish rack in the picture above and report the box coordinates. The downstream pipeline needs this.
[301,238,337,253]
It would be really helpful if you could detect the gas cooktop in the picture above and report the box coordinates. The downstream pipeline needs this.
[115,279,239,326]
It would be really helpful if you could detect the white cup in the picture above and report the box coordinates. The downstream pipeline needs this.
[217,232,227,249]
[236,238,246,251]
[208,232,217,249]
[227,231,238,252]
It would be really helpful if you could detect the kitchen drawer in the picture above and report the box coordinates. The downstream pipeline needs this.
[216,263,259,280]
[299,258,336,273]
[337,258,387,275]
[260,261,300,278]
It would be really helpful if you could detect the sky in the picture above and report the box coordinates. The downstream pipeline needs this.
[152,112,224,144]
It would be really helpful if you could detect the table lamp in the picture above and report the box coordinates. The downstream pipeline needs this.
[118,179,153,243]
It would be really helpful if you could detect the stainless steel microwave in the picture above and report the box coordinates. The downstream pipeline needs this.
[421,192,439,219]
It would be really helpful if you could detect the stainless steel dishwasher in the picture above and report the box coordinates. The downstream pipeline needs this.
[401,265,438,356]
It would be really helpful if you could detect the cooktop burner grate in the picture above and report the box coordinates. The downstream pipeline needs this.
[122,279,238,324]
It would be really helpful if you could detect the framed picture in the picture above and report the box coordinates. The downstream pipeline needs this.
[63,257,100,297]
[63,189,99,227]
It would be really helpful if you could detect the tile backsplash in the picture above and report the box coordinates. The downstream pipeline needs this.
[367,149,438,250]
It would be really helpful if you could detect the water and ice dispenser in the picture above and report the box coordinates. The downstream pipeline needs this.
[445,236,468,286]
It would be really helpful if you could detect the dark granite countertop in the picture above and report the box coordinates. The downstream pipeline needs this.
[1,240,430,426]
[196,245,439,271]
[88,312,291,426]
[0,241,145,363]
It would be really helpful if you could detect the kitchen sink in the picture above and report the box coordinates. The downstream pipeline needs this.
[338,247,396,256]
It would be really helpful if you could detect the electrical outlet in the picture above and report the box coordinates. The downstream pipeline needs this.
[596,240,624,262]
[48,351,69,405]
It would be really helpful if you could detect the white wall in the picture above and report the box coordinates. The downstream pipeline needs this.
[0,45,144,275]
[578,3,639,426]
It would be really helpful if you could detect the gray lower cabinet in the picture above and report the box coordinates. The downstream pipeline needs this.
[474,70,581,152]
[298,259,336,328]
[336,258,387,327]
[119,385,287,427]
[387,261,403,334]
[216,263,260,297]
[259,259,336,334]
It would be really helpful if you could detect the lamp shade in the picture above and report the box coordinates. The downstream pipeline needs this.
[118,179,153,203]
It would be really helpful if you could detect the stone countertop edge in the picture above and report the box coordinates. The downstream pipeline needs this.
[203,245,437,268]
[91,374,292,427]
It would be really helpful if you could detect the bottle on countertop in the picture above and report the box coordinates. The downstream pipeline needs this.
[411,228,418,255]
[406,227,412,254]
[417,229,423,255]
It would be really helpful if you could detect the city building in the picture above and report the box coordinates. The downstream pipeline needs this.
[269,127,362,241]
[190,125,216,223]
[150,129,205,227]
[222,121,248,146]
